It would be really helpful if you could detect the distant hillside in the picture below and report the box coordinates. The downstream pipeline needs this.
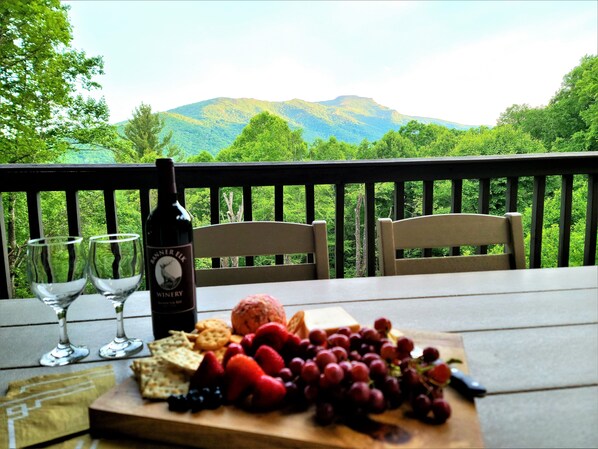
[119,96,476,156]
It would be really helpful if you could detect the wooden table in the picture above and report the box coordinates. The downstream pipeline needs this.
[1,266,597,448]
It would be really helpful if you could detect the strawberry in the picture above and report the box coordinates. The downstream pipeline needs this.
[222,343,245,368]
[428,362,451,385]
[189,351,224,390]
[281,333,302,361]
[224,354,264,403]
[254,345,285,376]
[251,375,286,410]
[253,322,289,352]
[240,333,256,355]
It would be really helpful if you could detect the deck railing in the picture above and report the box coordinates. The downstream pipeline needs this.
[1,152,597,298]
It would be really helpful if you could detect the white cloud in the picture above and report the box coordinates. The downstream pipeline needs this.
[364,17,596,126]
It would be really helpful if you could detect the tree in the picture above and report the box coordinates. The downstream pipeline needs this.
[309,137,356,160]
[0,0,108,163]
[187,150,214,162]
[357,130,417,159]
[0,0,111,297]
[216,112,307,162]
[498,55,598,152]
[117,103,183,162]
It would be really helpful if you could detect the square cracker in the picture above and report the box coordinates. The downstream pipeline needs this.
[148,332,193,357]
[133,357,161,392]
[141,359,189,400]
[161,347,204,374]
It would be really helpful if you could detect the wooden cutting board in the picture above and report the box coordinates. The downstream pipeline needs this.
[89,330,484,448]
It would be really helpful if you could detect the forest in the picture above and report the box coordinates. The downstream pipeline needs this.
[1,1,596,298]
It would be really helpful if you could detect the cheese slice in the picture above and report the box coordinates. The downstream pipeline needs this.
[297,306,360,338]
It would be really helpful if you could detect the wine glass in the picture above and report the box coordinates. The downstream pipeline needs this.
[27,236,90,366]
[88,233,144,358]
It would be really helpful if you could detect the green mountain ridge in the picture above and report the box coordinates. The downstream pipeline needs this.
[119,95,476,156]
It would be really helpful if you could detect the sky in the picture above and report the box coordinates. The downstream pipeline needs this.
[65,1,597,127]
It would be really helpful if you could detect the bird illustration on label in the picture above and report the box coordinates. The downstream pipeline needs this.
[155,256,182,290]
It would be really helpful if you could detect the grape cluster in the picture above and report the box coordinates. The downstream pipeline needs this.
[167,386,224,413]
[277,317,452,425]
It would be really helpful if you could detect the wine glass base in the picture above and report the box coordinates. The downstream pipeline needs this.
[40,344,90,367]
[99,338,143,359]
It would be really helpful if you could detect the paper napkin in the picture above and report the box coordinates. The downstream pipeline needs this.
[0,365,115,449]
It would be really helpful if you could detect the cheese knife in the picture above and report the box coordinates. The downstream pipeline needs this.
[411,346,487,400]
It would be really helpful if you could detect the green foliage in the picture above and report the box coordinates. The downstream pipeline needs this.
[116,103,183,162]
[216,112,307,162]
[309,137,356,160]
[452,125,545,156]
[187,151,215,163]
[498,55,597,152]
[0,0,109,163]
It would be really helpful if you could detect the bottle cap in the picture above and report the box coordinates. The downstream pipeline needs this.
[156,158,174,168]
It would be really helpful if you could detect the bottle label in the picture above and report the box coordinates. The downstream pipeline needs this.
[147,243,196,313]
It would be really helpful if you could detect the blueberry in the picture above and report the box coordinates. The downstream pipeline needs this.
[167,394,189,412]
[189,394,205,413]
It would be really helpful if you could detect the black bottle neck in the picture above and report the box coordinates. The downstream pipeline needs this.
[156,159,179,206]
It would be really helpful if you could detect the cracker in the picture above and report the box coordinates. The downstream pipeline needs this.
[287,310,306,336]
[195,318,229,332]
[212,347,227,363]
[161,347,204,374]
[169,330,200,342]
[134,357,162,392]
[149,332,193,357]
[229,334,243,344]
[142,360,189,400]
[194,327,231,351]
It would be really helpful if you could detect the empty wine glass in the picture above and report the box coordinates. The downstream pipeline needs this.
[27,236,90,366]
[88,233,144,358]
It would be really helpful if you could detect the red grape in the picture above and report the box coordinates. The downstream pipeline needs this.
[402,367,420,389]
[432,398,452,423]
[361,327,381,344]
[412,394,432,418]
[368,388,387,414]
[328,333,350,351]
[315,349,337,370]
[348,381,371,405]
[278,367,294,382]
[374,317,392,333]
[309,329,328,346]
[380,342,398,360]
[336,326,352,336]
[350,361,370,382]
[423,346,440,363]
[396,336,414,354]
[301,360,320,384]
[362,352,381,366]
[348,350,362,361]
[338,360,352,375]
[289,357,305,376]
[349,333,362,350]
[323,363,344,385]
[368,359,388,380]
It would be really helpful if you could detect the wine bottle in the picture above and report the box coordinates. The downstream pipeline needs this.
[146,158,197,339]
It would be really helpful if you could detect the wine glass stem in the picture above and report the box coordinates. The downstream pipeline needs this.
[56,308,71,348]
[114,301,127,341]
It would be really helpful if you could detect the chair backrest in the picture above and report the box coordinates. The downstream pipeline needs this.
[377,213,526,276]
[193,220,329,286]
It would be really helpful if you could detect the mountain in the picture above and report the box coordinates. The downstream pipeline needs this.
[126,96,476,156]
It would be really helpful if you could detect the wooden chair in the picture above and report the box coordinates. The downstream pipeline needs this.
[193,221,329,286]
[377,213,526,276]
